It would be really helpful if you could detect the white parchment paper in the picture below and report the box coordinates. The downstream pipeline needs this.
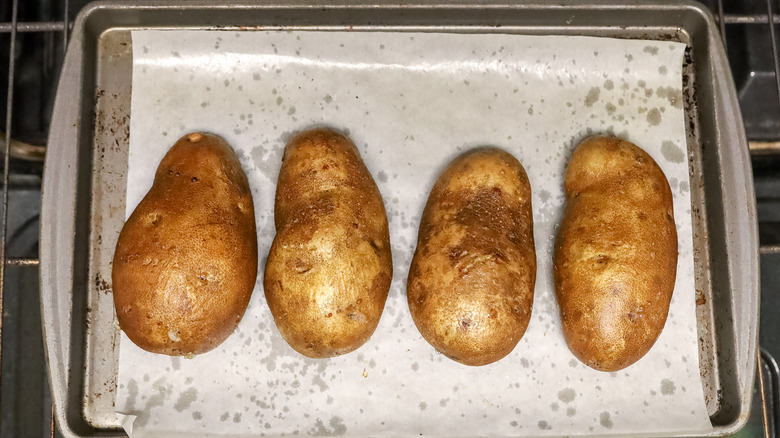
[117,30,710,437]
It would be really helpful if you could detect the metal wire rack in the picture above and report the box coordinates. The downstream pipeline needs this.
[0,0,777,436]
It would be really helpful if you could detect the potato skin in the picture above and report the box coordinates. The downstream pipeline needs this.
[554,136,678,372]
[264,128,392,358]
[407,148,536,366]
[112,133,258,356]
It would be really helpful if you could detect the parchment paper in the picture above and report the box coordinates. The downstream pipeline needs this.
[117,30,710,437]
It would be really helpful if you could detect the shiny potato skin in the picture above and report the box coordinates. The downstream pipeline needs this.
[407,148,536,366]
[112,133,258,356]
[264,128,392,358]
[554,136,678,372]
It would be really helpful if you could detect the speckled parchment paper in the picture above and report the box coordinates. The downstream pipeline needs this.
[116,30,710,437]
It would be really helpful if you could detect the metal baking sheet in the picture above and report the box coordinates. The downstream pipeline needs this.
[39,1,758,437]
[119,29,703,437]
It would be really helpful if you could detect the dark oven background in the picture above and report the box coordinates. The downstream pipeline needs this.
[0,0,778,436]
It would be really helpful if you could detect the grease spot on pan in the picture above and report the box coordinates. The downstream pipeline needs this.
[310,416,347,436]
[662,140,684,163]
[557,388,576,403]
[584,87,600,107]
[600,412,614,428]
[661,379,677,395]
[173,387,198,412]
[647,108,662,126]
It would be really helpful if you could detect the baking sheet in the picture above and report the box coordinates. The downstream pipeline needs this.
[116,30,709,437]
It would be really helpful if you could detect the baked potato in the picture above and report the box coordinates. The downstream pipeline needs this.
[554,135,678,372]
[407,148,536,366]
[264,127,392,358]
[112,132,258,356]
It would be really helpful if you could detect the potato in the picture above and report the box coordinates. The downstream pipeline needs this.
[407,148,536,366]
[554,136,678,372]
[264,128,392,358]
[112,133,258,356]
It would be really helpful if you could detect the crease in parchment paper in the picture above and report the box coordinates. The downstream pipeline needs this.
[116,30,710,437]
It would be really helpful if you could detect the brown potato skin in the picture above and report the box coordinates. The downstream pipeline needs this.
[264,128,392,358]
[407,148,536,366]
[554,136,678,372]
[112,133,258,356]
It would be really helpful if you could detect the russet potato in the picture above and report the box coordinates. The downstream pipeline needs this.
[554,136,678,372]
[264,128,392,358]
[407,148,536,366]
[112,132,258,356]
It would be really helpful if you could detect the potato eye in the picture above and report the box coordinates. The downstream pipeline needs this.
[146,213,161,226]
